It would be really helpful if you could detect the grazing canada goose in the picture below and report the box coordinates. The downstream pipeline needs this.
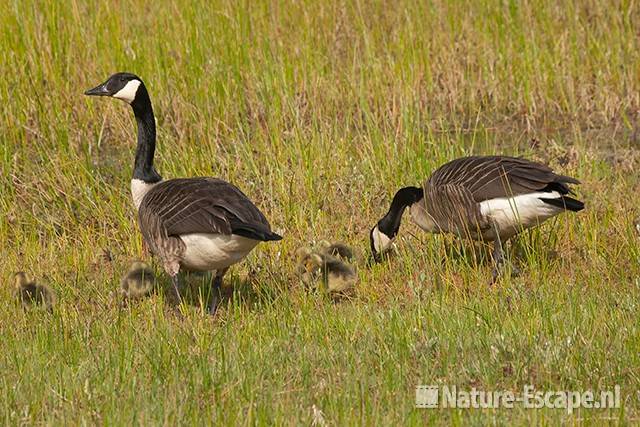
[12,272,55,312]
[121,261,155,299]
[295,247,357,295]
[316,240,356,262]
[370,156,584,281]
[85,73,282,313]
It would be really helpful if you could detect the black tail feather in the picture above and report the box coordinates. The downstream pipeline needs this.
[539,196,584,212]
[231,225,283,241]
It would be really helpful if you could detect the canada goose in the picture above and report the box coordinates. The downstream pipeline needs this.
[295,247,357,295]
[316,240,356,262]
[121,261,155,299]
[12,272,55,312]
[85,73,282,313]
[370,156,584,281]
[634,217,640,237]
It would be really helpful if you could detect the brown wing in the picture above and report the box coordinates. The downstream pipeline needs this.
[138,178,281,242]
[423,156,580,234]
[427,156,580,202]
[422,183,490,235]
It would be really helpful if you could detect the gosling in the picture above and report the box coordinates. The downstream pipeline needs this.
[316,240,356,262]
[121,261,155,299]
[295,247,357,295]
[12,272,55,312]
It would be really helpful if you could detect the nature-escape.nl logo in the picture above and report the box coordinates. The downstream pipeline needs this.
[415,385,621,414]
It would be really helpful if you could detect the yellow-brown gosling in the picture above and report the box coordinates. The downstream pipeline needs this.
[13,272,55,312]
[316,240,356,262]
[321,255,357,295]
[295,247,357,296]
[121,261,155,300]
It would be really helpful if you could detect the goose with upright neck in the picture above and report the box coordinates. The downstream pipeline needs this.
[86,73,162,207]
[85,73,282,313]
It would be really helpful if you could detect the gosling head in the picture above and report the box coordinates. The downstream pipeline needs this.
[316,240,331,252]
[318,240,355,262]
[304,253,324,271]
[295,246,313,262]
[128,261,151,272]
[85,72,145,104]
[13,272,29,289]
[295,247,323,272]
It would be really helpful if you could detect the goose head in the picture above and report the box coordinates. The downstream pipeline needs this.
[85,72,144,104]
[369,225,394,263]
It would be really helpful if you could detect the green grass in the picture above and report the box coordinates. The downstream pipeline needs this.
[1,0,640,424]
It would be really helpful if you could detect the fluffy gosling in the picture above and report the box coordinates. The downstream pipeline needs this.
[121,261,155,299]
[316,240,356,262]
[13,272,55,312]
[295,247,357,296]
[320,255,357,295]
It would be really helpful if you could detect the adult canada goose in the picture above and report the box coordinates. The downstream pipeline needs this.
[370,156,584,281]
[121,261,155,300]
[85,73,282,313]
[12,272,55,312]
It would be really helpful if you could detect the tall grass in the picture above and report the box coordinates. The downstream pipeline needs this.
[1,0,639,424]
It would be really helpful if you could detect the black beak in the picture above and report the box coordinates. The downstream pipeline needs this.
[84,82,110,96]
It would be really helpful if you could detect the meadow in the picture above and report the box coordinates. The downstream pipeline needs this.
[1,0,639,424]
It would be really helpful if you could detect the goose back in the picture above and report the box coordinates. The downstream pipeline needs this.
[421,156,581,237]
[138,177,280,261]
[138,177,278,238]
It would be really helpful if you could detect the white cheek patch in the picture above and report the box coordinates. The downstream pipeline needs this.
[131,178,160,210]
[372,226,393,254]
[113,79,141,103]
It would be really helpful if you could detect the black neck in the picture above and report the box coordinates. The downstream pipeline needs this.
[377,186,424,237]
[131,85,162,183]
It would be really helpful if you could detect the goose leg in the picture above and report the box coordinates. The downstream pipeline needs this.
[207,268,228,315]
[491,238,522,281]
[171,274,184,304]
[510,250,522,277]
[491,237,523,282]
[491,240,505,284]
[490,220,505,284]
